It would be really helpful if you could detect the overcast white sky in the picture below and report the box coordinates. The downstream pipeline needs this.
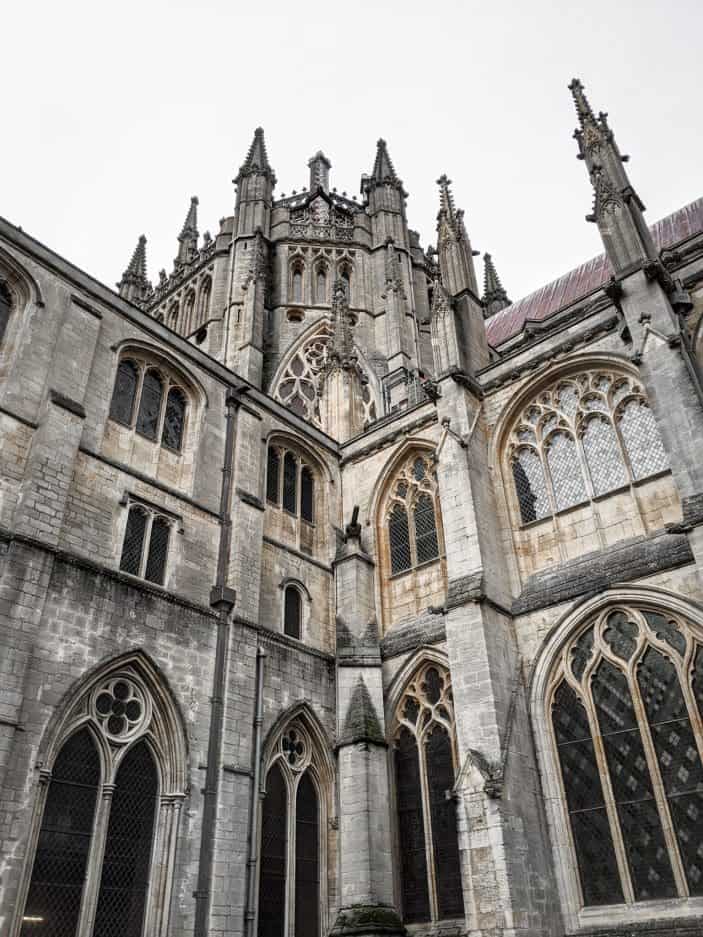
[2,0,701,302]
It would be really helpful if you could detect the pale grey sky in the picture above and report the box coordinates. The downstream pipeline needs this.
[3,0,701,303]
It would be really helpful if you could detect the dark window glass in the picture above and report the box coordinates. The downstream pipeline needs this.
[414,494,439,565]
[144,517,170,585]
[161,387,186,451]
[284,586,302,639]
[292,269,303,304]
[0,281,11,345]
[512,449,550,523]
[592,659,676,901]
[135,370,164,441]
[295,772,320,937]
[258,764,287,937]
[426,727,463,919]
[283,452,297,514]
[389,504,411,574]
[21,729,100,937]
[301,465,314,523]
[267,448,280,505]
[395,727,430,923]
[110,359,139,426]
[638,647,703,895]
[552,681,623,905]
[93,741,157,937]
[120,507,148,576]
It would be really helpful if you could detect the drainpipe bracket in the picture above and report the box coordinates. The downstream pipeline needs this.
[210,585,237,611]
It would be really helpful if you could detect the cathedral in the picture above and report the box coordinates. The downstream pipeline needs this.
[2,78,703,937]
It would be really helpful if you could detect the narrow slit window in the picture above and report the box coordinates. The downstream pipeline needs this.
[389,504,411,574]
[110,359,139,426]
[292,268,303,304]
[136,369,164,441]
[315,268,326,305]
[267,448,280,505]
[301,465,314,523]
[144,516,170,585]
[120,506,148,576]
[284,586,302,639]
[283,452,297,514]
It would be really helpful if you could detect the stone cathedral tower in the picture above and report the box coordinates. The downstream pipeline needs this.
[1,81,703,937]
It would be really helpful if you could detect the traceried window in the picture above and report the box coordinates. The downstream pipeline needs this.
[119,501,174,585]
[0,280,12,345]
[18,662,180,937]
[393,662,464,924]
[109,357,189,453]
[272,321,378,428]
[258,723,322,937]
[385,453,441,575]
[507,370,669,524]
[266,444,315,524]
[550,604,703,908]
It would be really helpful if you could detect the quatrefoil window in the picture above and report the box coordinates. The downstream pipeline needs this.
[92,677,147,740]
[281,727,309,770]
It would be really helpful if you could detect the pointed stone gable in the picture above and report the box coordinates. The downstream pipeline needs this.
[341,676,385,746]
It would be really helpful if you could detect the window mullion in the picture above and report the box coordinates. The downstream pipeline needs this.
[76,782,116,937]
[628,660,689,897]
[133,364,146,429]
[286,774,297,937]
[139,513,155,579]
[156,379,171,444]
[407,493,418,569]
[583,674,636,905]
[418,730,440,922]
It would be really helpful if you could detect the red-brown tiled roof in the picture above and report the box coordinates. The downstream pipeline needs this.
[485,197,703,348]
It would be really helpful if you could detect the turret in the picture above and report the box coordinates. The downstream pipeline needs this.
[117,235,152,306]
[234,127,276,238]
[482,252,511,317]
[569,79,657,273]
[361,139,408,246]
[175,196,199,268]
[308,150,331,193]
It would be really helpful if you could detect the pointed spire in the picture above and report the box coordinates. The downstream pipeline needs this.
[435,175,479,296]
[362,138,406,197]
[437,174,457,224]
[179,196,199,240]
[236,127,276,183]
[482,253,511,317]
[118,235,152,305]
[569,77,598,129]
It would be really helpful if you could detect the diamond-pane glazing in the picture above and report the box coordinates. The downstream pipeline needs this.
[546,432,587,511]
[389,504,411,574]
[119,507,147,577]
[583,417,628,496]
[414,494,439,564]
[512,449,550,523]
[618,402,669,480]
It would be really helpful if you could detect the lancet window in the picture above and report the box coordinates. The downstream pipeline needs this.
[314,265,327,305]
[385,453,441,575]
[119,500,174,585]
[109,357,188,453]
[266,444,315,524]
[291,262,304,304]
[0,280,12,345]
[393,662,464,924]
[507,370,669,524]
[549,604,703,908]
[283,585,302,639]
[197,276,211,329]
[273,321,377,427]
[258,722,323,937]
[18,660,185,937]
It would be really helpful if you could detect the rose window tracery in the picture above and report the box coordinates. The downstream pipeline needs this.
[273,322,378,427]
[507,369,669,524]
[279,724,311,772]
[91,676,149,741]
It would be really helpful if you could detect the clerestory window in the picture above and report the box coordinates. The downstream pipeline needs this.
[508,370,668,525]
[550,604,703,907]
[109,357,188,453]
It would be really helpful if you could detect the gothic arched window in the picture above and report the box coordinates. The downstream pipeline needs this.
[393,662,464,924]
[19,662,186,937]
[267,447,281,505]
[197,277,211,328]
[183,290,196,336]
[315,267,327,305]
[284,585,302,639]
[300,465,314,523]
[339,267,351,301]
[120,501,173,585]
[507,370,669,525]
[0,280,13,345]
[292,265,304,304]
[385,453,442,576]
[258,723,324,937]
[109,355,191,455]
[549,604,703,908]
[283,451,298,513]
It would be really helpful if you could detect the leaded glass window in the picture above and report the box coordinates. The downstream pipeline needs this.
[109,356,190,454]
[20,666,174,937]
[120,502,174,584]
[300,465,314,523]
[258,723,323,937]
[272,321,377,428]
[110,359,139,426]
[284,585,302,639]
[393,662,463,924]
[267,447,280,505]
[0,280,11,345]
[550,604,703,908]
[507,370,669,525]
[385,452,443,576]
[283,452,297,514]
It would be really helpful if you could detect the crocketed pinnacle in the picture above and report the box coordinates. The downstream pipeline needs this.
[482,253,511,317]
[329,278,355,366]
[238,126,275,177]
[179,196,199,241]
[371,138,400,184]
[568,78,598,128]
[124,234,147,280]
[118,235,152,303]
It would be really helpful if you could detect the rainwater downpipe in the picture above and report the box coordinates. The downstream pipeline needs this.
[244,644,267,937]
[194,385,243,937]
